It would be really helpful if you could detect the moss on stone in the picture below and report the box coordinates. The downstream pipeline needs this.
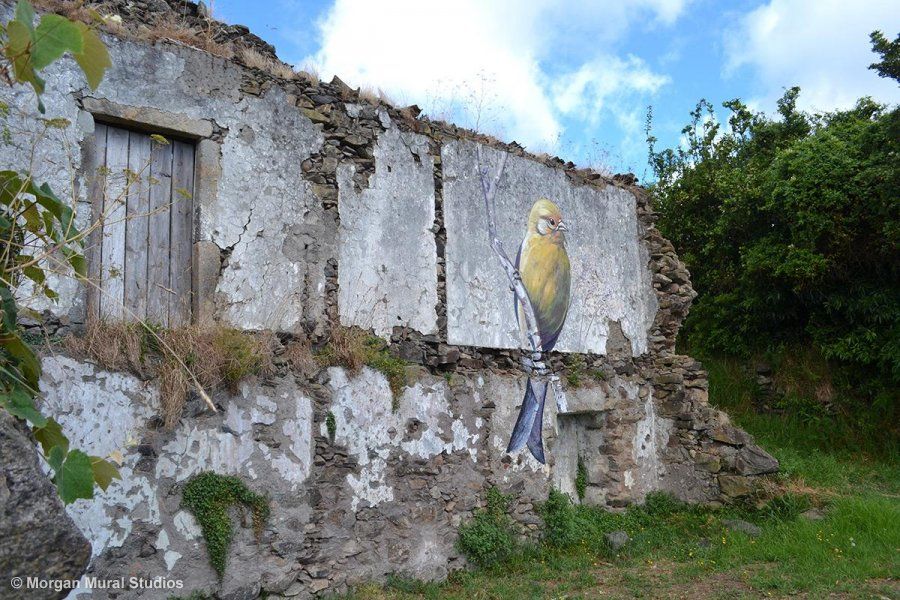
[181,471,270,577]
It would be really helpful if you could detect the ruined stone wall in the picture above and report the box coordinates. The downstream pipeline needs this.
[1,2,778,597]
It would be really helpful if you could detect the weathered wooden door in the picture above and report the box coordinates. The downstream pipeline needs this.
[85,123,195,326]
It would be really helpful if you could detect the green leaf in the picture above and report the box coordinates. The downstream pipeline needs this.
[15,1,36,32]
[72,23,110,90]
[47,443,64,472]
[5,20,37,88]
[0,284,18,333]
[22,264,45,286]
[33,417,68,455]
[31,14,83,71]
[1,387,46,426]
[90,456,121,491]
[2,332,41,390]
[0,171,25,206]
[66,250,87,277]
[53,448,94,504]
[27,180,80,241]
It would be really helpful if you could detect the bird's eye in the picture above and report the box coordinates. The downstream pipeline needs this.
[549,218,556,227]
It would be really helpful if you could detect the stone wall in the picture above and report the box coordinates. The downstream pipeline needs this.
[2,1,778,598]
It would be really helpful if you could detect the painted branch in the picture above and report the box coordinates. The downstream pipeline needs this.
[475,144,544,361]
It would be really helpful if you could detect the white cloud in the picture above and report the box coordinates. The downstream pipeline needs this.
[303,0,682,150]
[554,55,670,119]
[725,0,900,112]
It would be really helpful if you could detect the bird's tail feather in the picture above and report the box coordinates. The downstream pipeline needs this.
[506,378,547,464]
[526,389,546,464]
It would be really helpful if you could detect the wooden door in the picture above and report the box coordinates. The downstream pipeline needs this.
[85,124,195,327]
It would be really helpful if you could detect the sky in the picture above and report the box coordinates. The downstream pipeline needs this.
[213,0,900,180]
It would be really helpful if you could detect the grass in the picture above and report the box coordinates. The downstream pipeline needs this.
[64,322,275,426]
[332,355,900,599]
[316,326,408,409]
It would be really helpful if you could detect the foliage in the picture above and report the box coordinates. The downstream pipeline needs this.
[3,0,110,112]
[647,77,900,399]
[564,355,605,388]
[705,354,899,480]
[325,410,337,440]
[869,30,900,82]
[456,487,517,567]
[539,488,581,548]
[316,326,407,409]
[0,0,115,504]
[575,458,587,501]
[181,471,270,577]
[565,354,585,387]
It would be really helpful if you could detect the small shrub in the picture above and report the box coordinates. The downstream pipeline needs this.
[181,471,270,578]
[540,488,581,548]
[641,491,688,517]
[325,411,337,440]
[317,326,407,408]
[456,487,516,567]
[565,355,586,387]
[575,458,588,501]
[754,492,812,522]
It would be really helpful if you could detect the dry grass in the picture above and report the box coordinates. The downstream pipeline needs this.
[141,15,235,59]
[32,0,100,24]
[297,63,320,85]
[66,322,275,427]
[32,0,323,89]
[358,85,394,106]
[283,337,318,379]
[240,48,296,80]
[316,326,408,404]
[64,320,145,375]
[318,326,369,373]
[771,348,835,409]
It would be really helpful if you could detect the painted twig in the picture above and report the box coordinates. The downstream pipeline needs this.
[475,144,546,375]
[476,144,568,417]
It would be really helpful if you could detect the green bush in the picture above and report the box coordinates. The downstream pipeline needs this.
[646,34,900,405]
[456,487,517,567]
[648,87,899,397]
[539,488,581,548]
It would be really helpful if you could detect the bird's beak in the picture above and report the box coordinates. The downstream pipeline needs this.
[557,221,569,231]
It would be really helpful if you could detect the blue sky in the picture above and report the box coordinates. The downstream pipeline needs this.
[213,0,899,180]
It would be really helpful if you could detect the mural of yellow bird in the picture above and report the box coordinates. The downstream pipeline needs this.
[507,198,571,463]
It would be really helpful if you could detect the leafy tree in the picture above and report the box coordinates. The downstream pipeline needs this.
[869,31,900,83]
[1,0,117,503]
[647,40,899,401]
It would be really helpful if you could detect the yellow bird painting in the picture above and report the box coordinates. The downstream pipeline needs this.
[507,198,571,463]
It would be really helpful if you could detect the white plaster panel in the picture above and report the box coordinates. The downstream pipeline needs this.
[442,140,658,355]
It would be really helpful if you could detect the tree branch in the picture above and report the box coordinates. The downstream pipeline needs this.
[475,144,545,368]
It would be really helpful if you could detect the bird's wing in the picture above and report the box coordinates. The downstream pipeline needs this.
[519,238,571,352]
[513,239,524,328]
